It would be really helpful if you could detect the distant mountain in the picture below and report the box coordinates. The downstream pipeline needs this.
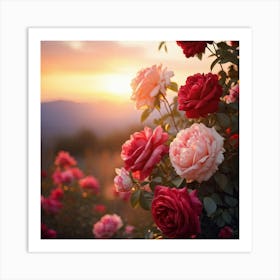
[41,100,142,142]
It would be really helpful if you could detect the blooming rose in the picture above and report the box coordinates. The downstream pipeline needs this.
[41,196,63,214]
[93,214,123,238]
[169,123,224,183]
[121,126,169,181]
[79,176,99,194]
[131,64,174,109]
[223,84,239,104]
[178,73,223,118]
[218,226,233,238]
[176,41,212,58]
[54,151,76,167]
[114,167,133,192]
[151,186,202,238]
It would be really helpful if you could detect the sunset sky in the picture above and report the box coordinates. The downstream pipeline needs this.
[41,41,212,104]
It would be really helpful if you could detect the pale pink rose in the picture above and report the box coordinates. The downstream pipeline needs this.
[79,176,99,194]
[121,126,169,181]
[93,214,123,238]
[223,84,239,104]
[114,168,133,192]
[54,151,76,167]
[131,64,174,109]
[169,123,225,183]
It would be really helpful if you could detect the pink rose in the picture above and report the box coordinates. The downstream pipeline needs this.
[79,176,99,194]
[124,225,135,235]
[114,167,133,192]
[50,187,64,200]
[151,186,202,238]
[131,64,174,109]
[121,126,169,181]
[54,151,76,167]
[41,224,57,238]
[218,226,233,238]
[169,123,224,183]
[70,167,84,179]
[223,84,239,104]
[52,169,74,185]
[41,196,63,214]
[93,214,123,238]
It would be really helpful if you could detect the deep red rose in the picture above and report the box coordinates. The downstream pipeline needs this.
[176,41,212,58]
[121,126,169,181]
[218,226,233,238]
[178,73,223,118]
[151,186,202,238]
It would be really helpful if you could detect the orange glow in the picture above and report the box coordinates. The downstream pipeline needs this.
[41,41,212,103]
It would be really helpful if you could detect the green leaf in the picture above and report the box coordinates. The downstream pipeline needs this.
[211,193,223,206]
[214,172,232,194]
[172,177,185,188]
[216,215,225,227]
[216,113,231,128]
[224,195,238,207]
[167,81,178,92]
[141,108,151,123]
[203,197,217,216]
[130,189,141,208]
[210,57,220,71]
[214,172,228,190]
[222,210,232,224]
[139,190,153,210]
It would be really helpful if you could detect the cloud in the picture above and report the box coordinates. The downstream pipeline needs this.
[41,41,146,74]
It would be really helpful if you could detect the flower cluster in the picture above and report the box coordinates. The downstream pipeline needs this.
[114,41,239,239]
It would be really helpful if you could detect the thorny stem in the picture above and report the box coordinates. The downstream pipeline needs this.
[207,44,225,72]
[160,93,179,133]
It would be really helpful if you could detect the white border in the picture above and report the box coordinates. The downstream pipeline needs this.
[28,27,252,253]
[1,1,279,279]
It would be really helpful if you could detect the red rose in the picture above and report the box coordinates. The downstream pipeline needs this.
[121,126,169,181]
[178,73,223,118]
[218,226,233,238]
[151,186,202,238]
[176,41,212,58]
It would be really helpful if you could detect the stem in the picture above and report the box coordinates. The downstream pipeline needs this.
[207,45,225,72]
[213,43,225,72]
[160,93,179,133]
